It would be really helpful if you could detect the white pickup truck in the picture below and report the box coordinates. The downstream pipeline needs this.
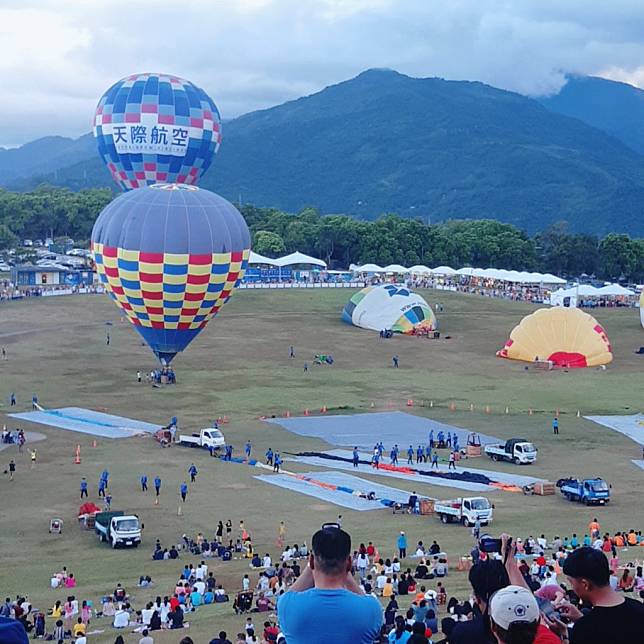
[177,427,226,453]
[434,496,493,527]
[485,439,537,464]
[95,511,141,549]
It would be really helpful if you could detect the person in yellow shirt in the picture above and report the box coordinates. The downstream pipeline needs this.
[627,530,637,546]
[72,617,86,637]
[50,601,62,618]
[382,578,394,598]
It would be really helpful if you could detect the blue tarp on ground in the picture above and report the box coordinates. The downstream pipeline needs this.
[253,474,383,511]
[298,470,431,502]
[632,460,644,471]
[9,407,161,439]
[585,414,644,446]
[265,411,500,451]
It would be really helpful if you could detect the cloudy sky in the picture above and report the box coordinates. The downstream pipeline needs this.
[2,0,644,146]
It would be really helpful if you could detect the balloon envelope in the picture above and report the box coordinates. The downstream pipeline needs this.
[94,73,221,190]
[91,184,250,363]
[342,284,437,333]
[497,307,612,368]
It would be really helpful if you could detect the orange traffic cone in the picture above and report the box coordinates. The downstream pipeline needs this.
[529,408,533,416]
[74,445,81,465]
[321,405,327,413]
[92,439,97,448]
[407,399,413,407]
[285,410,290,418]
[304,408,309,416]
[449,402,456,411]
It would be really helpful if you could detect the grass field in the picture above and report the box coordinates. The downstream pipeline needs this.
[0,288,642,643]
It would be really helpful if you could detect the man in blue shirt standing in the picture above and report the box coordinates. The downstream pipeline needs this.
[180,482,188,503]
[352,447,360,469]
[140,474,148,492]
[278,524,382,644]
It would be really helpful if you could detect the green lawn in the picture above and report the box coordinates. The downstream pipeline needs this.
[0,289,642,643]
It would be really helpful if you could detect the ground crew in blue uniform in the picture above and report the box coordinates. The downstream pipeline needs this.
[80,477,88,498]
[265,448,273,465]
[416,445,424,463]
[189,464,197,482]
[154,476,161,497]
[353,447,360,468]
[180,482,188,502]
[273,453,282,473]
[140,474,148,492]
[431,453,439,468]
[245,441,252,459]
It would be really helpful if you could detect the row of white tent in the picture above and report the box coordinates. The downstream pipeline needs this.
[350,263,567,285]
[552,283,636,299]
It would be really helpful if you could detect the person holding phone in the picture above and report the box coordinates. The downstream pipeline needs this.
[277,523,382,643]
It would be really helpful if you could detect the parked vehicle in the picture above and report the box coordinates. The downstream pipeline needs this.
[557,478,610,505]
[485,439,537,464]
[177,427,226,453]
[95,511,141,548]
[434,496,493,527]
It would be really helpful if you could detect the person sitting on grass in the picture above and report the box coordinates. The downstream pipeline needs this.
[277,523,383,644]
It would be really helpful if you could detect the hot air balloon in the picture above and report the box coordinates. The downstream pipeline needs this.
[342,284,437,333]
[497,308,612,368]
[94,73,221,190]
[91,183,250,364]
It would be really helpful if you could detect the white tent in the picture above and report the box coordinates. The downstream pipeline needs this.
[431,266,456,275]
[248,251,279,265]
[383,264,409,273]
[574,284,602,296]
[456,267,478,276]
[407,265,432,274]
[355,263,387,273]
[550,288,578,308]
[541,273,567,285]
[596,284,635,296]
[274,251,327,268]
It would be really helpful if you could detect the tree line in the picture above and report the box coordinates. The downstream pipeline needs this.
[0,187,642,282]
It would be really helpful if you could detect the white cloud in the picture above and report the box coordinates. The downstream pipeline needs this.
[1,0,644,145]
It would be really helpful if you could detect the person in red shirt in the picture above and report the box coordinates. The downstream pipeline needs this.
[366,542,375,558]
[169,595,180,611]
[263,621,280,642]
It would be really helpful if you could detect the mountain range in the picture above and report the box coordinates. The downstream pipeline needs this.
[3,70,644,236]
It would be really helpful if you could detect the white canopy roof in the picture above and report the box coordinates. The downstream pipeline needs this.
[274,251,327,268]
[383,264,409,273]
[248,251,279,265]
[431,265,456,275]
[407,265,432,274]
[456,267,478,276]
[596,283,635,296]
[355,263,387,273]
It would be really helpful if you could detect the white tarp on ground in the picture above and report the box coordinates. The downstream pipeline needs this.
[632,460,644,471]
[585,414,644,446]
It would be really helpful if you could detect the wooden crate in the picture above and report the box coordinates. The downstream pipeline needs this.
[419,499,435,515]
[466,445,482,457]
[534,482,555,496]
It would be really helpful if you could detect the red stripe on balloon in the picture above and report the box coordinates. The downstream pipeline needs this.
[187,274,209,285]
[139,252,164,264]
[188,254,212,265]
[140,272,163,283]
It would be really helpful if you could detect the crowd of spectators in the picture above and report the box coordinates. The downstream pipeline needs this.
[1,520,643,643]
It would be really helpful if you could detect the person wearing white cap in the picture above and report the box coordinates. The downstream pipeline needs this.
[489,585,540,644]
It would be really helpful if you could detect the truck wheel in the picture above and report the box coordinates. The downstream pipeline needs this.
[492,455,498,462]
[440,514,448,524]
[513,457,520,465]
[463,518,470,527]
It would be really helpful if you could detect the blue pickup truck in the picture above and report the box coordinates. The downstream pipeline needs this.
[557,478,610,505]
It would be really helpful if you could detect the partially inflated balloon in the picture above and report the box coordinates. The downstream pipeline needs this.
[497,307,612,368]
[91,184,250,364]
[94,73,221,190]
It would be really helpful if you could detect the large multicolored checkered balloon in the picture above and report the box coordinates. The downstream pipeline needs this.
[91,184,250,364]
[94,73,222,190]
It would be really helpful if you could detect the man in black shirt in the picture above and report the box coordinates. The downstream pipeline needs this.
[549,547,644,644]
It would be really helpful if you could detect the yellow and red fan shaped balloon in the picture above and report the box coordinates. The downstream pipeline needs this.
[497,307,612,368]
